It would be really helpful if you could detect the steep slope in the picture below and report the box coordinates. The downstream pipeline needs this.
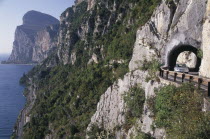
[12,0,210,139]
[13,0,162,138]
[7,11,59,64]
[89,0,210,138]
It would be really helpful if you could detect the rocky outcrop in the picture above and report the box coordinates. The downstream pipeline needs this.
[87,70,165,138]
[14,78,37,138]
[32,25,59,62]
[129,0,209,76]
[200,0,210,77]
[88,53,98,64]
[14,0,210,138]
[58,0,127,65]
[126,81,166,139]
[177,51,197,68]
[129,1,172,71]
[88,0,210,138]
[7,10,59,64]
[74,0,95,10]
[88,70,148,130]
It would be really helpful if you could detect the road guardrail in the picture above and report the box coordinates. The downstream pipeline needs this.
[159,67,210,96]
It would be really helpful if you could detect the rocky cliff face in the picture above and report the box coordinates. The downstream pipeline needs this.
[129,0,207,74]
[15,0,163,138]
[87,71,165,138]
[13,0,210,138]
[57,0,137,65]
[200,0,210,77]
[88,0,210,138]
[177,51,197,68]
[7,10,59,64]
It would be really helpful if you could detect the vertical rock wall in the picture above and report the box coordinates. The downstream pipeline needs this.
[7,11,59,64]
[88,0,210,138]
[88,70,148,131]
[129,0,210,78]
[200,0,210,77]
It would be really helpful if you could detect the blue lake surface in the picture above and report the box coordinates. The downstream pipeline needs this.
[0,64,33,138]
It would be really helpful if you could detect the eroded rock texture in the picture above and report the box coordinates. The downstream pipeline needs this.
[177,51,197,68]
[7,10,59,64]
[87,70,165,138]
[14,0,210,138]
[129,0,209,76]
[88,0,210,138]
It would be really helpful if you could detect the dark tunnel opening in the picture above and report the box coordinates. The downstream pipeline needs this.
[167,45,201,72]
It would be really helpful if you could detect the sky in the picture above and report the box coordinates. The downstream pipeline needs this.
[0,0,74,54]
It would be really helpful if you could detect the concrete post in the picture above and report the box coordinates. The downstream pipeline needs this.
[166,71,169,79]
[182,74,185,82]
[189,76,193,83]
[198,78,202,89]
[159,69,162,77]
[162,70,164,78]
[174,73,177,82]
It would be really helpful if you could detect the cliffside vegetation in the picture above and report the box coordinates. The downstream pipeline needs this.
[123,86,145,131]
[149,83,210,139]
[140,58,161,82]
[16,0,163,138]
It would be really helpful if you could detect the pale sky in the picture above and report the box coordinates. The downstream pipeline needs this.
[0,0,74,54]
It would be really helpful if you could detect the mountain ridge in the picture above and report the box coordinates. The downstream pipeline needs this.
[12,0,210,138]
[6,10,59,64]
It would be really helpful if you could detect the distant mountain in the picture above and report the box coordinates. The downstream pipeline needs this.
[0,54,9,62]
[6,10,59,64]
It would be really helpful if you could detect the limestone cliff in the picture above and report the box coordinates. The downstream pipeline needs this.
[88,0,210,138]
[129,0,207,74]
[87,71,165,138]
[7,10,59,64]
[200,0,210,77]
[177,51,197,68]
[13,0,210,138]
[14,0,163,138]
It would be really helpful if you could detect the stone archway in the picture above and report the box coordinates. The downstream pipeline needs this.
[167,45,201,72]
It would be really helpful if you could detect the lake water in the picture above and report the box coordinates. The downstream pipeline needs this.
[0,64,33,138]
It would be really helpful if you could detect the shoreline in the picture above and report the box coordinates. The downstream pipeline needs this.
[0,63,37,66]
[0,65,33,138]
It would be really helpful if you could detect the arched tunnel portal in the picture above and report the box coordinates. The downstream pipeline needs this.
[167,45,201,72]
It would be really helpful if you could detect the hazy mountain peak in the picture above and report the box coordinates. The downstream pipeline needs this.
[23,10,59,26]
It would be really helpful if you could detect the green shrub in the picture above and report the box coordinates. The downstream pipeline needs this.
[152,83,210,139]
[123,86,145,130]
[197,48,203,59]
[140,58,161,82]
[124,86,145,117]
[135,132,155,139]
[70,125,79,135]
[87,124,115,139]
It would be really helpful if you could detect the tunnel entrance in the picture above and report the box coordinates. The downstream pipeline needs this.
[167,45,201,72]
